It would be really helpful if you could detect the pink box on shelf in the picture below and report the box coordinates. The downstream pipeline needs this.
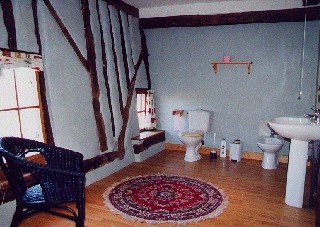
[223,55,231,62]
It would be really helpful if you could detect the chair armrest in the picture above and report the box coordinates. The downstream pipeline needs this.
[22,159,85,178]
[19,160,85,204]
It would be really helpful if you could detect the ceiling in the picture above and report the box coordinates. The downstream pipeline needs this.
[121,0,305,18]
[121,0,244,9]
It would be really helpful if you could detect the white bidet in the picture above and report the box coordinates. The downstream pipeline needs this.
[257,135,283,169]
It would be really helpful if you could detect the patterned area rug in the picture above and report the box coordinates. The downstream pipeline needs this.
[103,175,228,225]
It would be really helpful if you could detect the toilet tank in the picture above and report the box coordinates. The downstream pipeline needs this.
[188,110,211,133]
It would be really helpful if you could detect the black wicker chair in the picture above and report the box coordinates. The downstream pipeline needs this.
[0,137,85,227]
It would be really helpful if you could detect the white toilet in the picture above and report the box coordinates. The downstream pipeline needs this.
[179,110,211,162]
[257,132,284,170]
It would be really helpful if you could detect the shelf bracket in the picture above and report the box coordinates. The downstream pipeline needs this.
[212,63,218,74]
[211,61,253,75]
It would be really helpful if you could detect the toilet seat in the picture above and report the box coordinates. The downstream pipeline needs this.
[181,131,204,138]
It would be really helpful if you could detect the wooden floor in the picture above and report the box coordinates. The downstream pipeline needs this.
[20,149,315,227]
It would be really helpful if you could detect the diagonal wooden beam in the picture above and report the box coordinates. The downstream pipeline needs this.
[81,0,108,151]
[117,50,144,159]
[0,0,17,50]
[43,0,87,68]
[83,50,144,167]
[118,10,130,89]
[107,5,124,114]
[139,27,151,89]
[96,0,116,137]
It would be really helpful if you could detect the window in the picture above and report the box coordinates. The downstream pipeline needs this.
[0,67,46,142]
[136,88,148,131]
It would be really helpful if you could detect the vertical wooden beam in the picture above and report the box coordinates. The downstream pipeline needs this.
[81,0,108,151]
[103,0,139,17]
[0,0,17,50]
[33,1,54,145]
[118,10,130,89]
[38,71,55,146]
[107,5,124,114]
[31,0,42,54]
[96,0,116,137]
[126,14,135,71]
[139,27,151,89]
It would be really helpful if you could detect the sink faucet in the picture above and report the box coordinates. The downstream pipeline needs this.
[270,129,275,138]
[304,107,320,124]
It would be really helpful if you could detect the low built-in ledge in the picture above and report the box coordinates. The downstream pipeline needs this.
[131,130,165,154]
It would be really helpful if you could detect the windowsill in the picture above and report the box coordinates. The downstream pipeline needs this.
[131,130,165,154]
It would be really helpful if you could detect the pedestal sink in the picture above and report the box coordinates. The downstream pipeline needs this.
[268,117,320,208]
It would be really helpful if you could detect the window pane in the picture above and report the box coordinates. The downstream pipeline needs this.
[137,94,142,111]
[20,108,44,142]
[138,112,145,130]
[0,110,21,137]
[0,69,17,110]
[141,94,145,111]
[15,68,39,107]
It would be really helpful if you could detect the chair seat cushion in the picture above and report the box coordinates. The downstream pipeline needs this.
[23,184,45,204]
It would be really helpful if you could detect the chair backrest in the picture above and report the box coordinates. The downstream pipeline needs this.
[0,137,85,205]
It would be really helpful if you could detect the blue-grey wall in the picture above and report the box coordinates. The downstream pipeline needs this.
[145,21,319,155]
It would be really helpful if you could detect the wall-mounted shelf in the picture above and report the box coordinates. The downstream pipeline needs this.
[211,61,253,75]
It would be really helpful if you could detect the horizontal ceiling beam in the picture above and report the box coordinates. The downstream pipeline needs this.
[303,0,320,6]
[140,6,320,29]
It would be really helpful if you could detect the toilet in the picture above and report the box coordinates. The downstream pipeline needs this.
[257,131,284,170]
[179,110,211,162]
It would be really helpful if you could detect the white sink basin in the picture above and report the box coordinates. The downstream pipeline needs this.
[268,117,320,141]
[268,116,320,208]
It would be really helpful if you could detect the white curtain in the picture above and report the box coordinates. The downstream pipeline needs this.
[0,50,43,71]
[145,90,156,130]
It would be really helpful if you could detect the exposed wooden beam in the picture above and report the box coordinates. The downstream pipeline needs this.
[103,0,138,17]
[139,27,151,89]
[83,151,119,173]
[32,0,42,54]
[118,10,130,89]
[38,71,55,146]
[0,0,17,49]
[81,0,108,152]
[96,0,116,137]
[43,0,87,68]
[83,51,144,168]
[140,6,320,29]
[107,5,124,114]
[303,0,320,6]
[117,50,144,159]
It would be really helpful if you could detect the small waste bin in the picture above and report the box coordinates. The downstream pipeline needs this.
[229,140,243,162]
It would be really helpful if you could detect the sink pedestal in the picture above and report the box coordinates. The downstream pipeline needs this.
[285,139,309,208]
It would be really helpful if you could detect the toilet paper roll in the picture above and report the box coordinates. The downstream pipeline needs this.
[173,114,184,132]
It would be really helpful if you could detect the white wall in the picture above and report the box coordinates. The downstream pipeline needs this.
[0,0,153,225]
[145,21,319,155]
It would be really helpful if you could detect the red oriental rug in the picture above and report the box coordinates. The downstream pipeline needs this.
[103,175,228,225]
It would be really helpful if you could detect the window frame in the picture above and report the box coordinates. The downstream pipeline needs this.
[0,69,53,145]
